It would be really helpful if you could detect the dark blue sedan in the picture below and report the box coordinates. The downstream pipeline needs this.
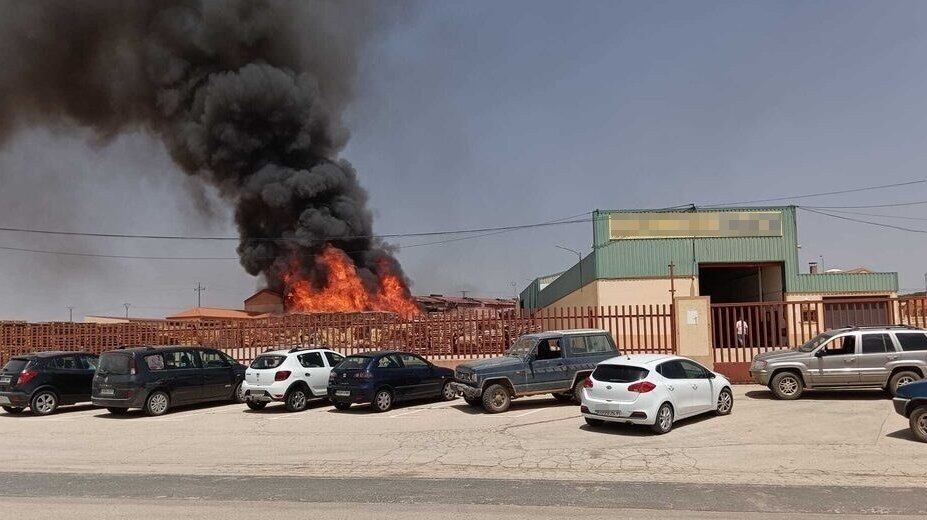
[893,379,927,443]
[327,351,457,412]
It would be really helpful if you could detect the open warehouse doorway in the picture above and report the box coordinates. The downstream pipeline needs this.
[699,263,786,348]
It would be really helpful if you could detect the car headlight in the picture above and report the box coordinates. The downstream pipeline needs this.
[753,360,767,370]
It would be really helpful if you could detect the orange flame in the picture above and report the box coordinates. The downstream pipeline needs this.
[283,245,420,318]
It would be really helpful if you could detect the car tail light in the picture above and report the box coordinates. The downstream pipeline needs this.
[582,377,593,388]
[16,369,38,386]
[580,405,590,414]
[274,370,291,381]
[130,357,137,376]
[628,381,656,393]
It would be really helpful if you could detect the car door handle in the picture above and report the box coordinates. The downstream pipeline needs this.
[887,356,899,361]
[692,384,699,390]
[667,385,674,391]
[845,358,856,363]
[305,373,311,377]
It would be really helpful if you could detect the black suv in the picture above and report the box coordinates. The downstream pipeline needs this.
[0,351,99,415]
[92,346,246,416]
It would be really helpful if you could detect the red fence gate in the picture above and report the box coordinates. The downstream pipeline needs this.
[0,305,676,366]
[711,297,927,381]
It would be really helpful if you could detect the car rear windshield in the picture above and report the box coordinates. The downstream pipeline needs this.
[2,358,29,373]
[592,364,649,383]
[250,355,285,369]
[98,353,131,375]
[338,356,371,370]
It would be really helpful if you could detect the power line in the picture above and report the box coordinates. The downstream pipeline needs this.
[803,199,927,209]
[799,207,927,234]
[699,179,927,206]
[801,208,927,222]
[0,212,594,260]
[0,214,592,242]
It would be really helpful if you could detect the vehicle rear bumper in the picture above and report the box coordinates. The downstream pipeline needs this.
[749,370,770,386]
[0,391,29,408]
[450,382,482,399]
[242,382,286,403]
[91,394,146,409]
[327,384,376,405]
[893,397,910,417]
[581,395,655,425]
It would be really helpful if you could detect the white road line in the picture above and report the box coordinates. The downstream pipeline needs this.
[512,409,543,418]
[387,408,426,418]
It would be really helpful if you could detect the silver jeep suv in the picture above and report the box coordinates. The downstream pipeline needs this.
[750,326,927,400]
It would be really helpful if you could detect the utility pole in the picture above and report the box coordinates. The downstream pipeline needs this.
[67,306,73,323]
[459,290,470,299]
[194,282,207,308]
[555,245,583,292]
[123,303,131,319]
[668,262,676,300]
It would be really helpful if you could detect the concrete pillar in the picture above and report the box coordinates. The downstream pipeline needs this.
[674,296,713,369]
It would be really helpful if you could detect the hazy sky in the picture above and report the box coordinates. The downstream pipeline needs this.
[2,1,927,321]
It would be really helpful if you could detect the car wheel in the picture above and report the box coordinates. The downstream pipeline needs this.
[440,380,457,401]
[285,388,309,412]
[232,382,246,403]
[371,388,394,413]
[30,390,58,416]
[585,417,605,427]
[650,402,674,434]
[889,371,921,397]
[770,372,803,400]
[334,402,352,411]
[551,392,572,403]
[144,390,170,416]
[481,383,511,413]
[463,396,482,408]
[910,406,927,443]
[2,406,24,414]
[716,387,734,416]
[571,378,586,404]
[106,407,128,415]
[246,401,267,411]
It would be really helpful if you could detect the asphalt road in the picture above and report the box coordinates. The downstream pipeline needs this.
[1,473,925,517]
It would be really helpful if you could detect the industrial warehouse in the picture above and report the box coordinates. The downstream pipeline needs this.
[520,205,899,329]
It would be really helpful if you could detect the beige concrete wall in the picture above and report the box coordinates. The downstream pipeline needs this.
[674,297,713,369]
[544,281,599,311]
[595,277,698,307]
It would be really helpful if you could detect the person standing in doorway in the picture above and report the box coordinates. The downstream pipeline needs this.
[735,316,749,347]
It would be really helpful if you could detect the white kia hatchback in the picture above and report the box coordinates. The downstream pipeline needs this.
[242,347,344,412]
[580,354,733,434]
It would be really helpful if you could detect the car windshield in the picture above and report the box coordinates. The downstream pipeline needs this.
[338,356,372,370]
[2,358,29,373]
[505,337,538,358]
[98,353,131,374]
[250,355,285,369]
[797,332,835,352]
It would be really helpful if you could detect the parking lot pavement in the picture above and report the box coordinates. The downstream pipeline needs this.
[0,385,924,488]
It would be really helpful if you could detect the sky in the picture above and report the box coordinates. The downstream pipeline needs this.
[1,0,927,321]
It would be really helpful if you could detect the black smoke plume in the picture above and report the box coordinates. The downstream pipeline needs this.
[0,1,414,301]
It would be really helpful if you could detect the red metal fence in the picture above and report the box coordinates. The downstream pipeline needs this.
[0,305,675,366]
[711,296,927,365]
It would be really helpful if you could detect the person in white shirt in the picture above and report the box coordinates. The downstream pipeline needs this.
[735,317,748,347]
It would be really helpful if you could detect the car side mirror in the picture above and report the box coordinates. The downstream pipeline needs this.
[707,372,716,379]
[814,349,824,357]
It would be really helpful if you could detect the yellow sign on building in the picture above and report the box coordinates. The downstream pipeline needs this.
[608,211,783,240]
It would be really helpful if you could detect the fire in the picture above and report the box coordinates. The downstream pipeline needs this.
[283,245,420,318]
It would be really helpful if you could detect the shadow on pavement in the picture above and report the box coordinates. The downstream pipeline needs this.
[578,412,717,436]
[885,427,921,443]
[0,403,98,419]
[242,398,330,414]
[448,396,577,415]
[93,400,238,420]
[744,389,889,401]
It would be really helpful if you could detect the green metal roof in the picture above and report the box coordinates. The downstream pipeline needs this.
[520,205,898,309]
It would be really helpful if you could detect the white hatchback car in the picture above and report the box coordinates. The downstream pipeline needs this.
[580,354,733,434]
[242,347,344,412]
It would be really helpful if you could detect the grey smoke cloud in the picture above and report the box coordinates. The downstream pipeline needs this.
[0,0,412,298]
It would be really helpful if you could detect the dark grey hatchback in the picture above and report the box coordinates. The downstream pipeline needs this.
[91,346,246,416]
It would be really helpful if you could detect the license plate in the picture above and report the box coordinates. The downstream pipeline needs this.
[99,388,114,397]
[335,390,350,397]
[0,396,9,405]
[594,409,622,417]
[0,376,10,384]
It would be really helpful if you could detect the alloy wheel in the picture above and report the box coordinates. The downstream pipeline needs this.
[442,382,456,401]
[778,376,799,396]
[289,391,307,411]
[658,406,672,430]
[235,383,246,402]
[717,390,733,414]
[33,392,56,415]
[917,414,927,437]
[897,376,915,387]
[148,393,168,415]
[375,390,392,411]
